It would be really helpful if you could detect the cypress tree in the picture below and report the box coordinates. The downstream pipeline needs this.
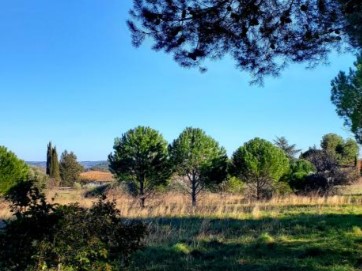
[51,147,61,182]
[46,142,52,176]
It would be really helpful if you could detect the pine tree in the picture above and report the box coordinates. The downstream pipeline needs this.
[46,142,52,176]
[274,136,301,160]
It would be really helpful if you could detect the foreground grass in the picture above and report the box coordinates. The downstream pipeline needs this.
[129,204,362,271]
[1,189,362,270]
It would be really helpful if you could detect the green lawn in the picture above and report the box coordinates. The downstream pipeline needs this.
[129,205,362,271]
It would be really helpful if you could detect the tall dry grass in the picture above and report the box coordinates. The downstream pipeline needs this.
[1,188,361,222]
[46,189,362,219]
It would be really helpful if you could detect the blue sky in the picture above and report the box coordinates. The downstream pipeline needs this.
[0,1,358,161]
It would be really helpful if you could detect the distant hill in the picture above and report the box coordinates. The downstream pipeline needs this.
[27,161,109,171]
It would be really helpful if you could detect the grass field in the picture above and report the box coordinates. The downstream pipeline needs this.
[1,188,362,270]
[128,203,362,271]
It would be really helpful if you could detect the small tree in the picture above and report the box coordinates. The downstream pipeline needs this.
[169,127,228,207]
[274,136,301,160]
[320,133,359,166]
[108,126,171,207]
[59,150,84,187]
[0,146,29,195]
[231,138,290,200]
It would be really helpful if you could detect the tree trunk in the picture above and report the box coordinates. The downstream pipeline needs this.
[256,179,260,201]
[140,197,145,208]
[192,189,197,207]
[191,172,197,207]
[139,177,145,208]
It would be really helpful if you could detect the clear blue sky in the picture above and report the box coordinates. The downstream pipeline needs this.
[0,1,358,161]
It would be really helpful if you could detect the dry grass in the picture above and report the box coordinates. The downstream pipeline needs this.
[79,171,114,183]
[0,199,11,222]
[1,188,361,222]
[43,189,362,219]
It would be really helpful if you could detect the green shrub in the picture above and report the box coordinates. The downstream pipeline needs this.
[0,146,29,195]
[219,176,245,194]
[0,181,146,271]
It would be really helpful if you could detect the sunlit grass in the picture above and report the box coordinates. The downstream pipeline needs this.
[1,187,362,270]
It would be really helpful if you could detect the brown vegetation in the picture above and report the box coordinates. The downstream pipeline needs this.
[79,171,114,183]
[35,188,362,219]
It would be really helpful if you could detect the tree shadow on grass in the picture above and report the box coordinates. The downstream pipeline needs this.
[130,214,362,271]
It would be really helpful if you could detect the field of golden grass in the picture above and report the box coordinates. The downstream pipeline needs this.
[79,170,114,183]
[1,186,361,222]
[2,187,362,270]
[42,188,362,218]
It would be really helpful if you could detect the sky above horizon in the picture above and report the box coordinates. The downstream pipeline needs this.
[0,1,359,161]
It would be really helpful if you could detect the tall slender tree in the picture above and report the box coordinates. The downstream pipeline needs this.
[46,142,52,176]
[50,147,61,182]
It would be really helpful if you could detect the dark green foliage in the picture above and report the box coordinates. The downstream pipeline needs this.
[0,146,29,195]
[128,0,360,84]
[274,136,301,160]
[46,142,52,175]
[109,126,171,207]
[231,138,290,200]
[320,133,359,166]
[50,147,61,181]
[169,127,228,206]
[0,181,146,271]
[286,159,316,192]
[331,56,362,143]
[59,150,84,187]
[46,142,61,184]
[344,1,362,48]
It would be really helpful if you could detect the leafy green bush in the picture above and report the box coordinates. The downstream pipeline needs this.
[0,146,29,195]
[0,181,146,271]
[219,176,245,194]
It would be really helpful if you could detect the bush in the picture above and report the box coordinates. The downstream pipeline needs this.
[0,146,29,195]
[0,181,146,271]
[219,176,245,194]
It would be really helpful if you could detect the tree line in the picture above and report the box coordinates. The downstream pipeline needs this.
[108,126,360,207]
[46,142,84,187]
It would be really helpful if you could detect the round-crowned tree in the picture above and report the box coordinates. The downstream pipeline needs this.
[0,146,29,195]
[108,126,171,207]
[169,127,228,207]
[231,138,290,200]
[59,150,84,187]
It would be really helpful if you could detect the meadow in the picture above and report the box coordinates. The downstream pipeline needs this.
[2,186,362,271]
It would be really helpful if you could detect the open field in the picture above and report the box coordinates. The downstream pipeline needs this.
[1,188,362,270]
